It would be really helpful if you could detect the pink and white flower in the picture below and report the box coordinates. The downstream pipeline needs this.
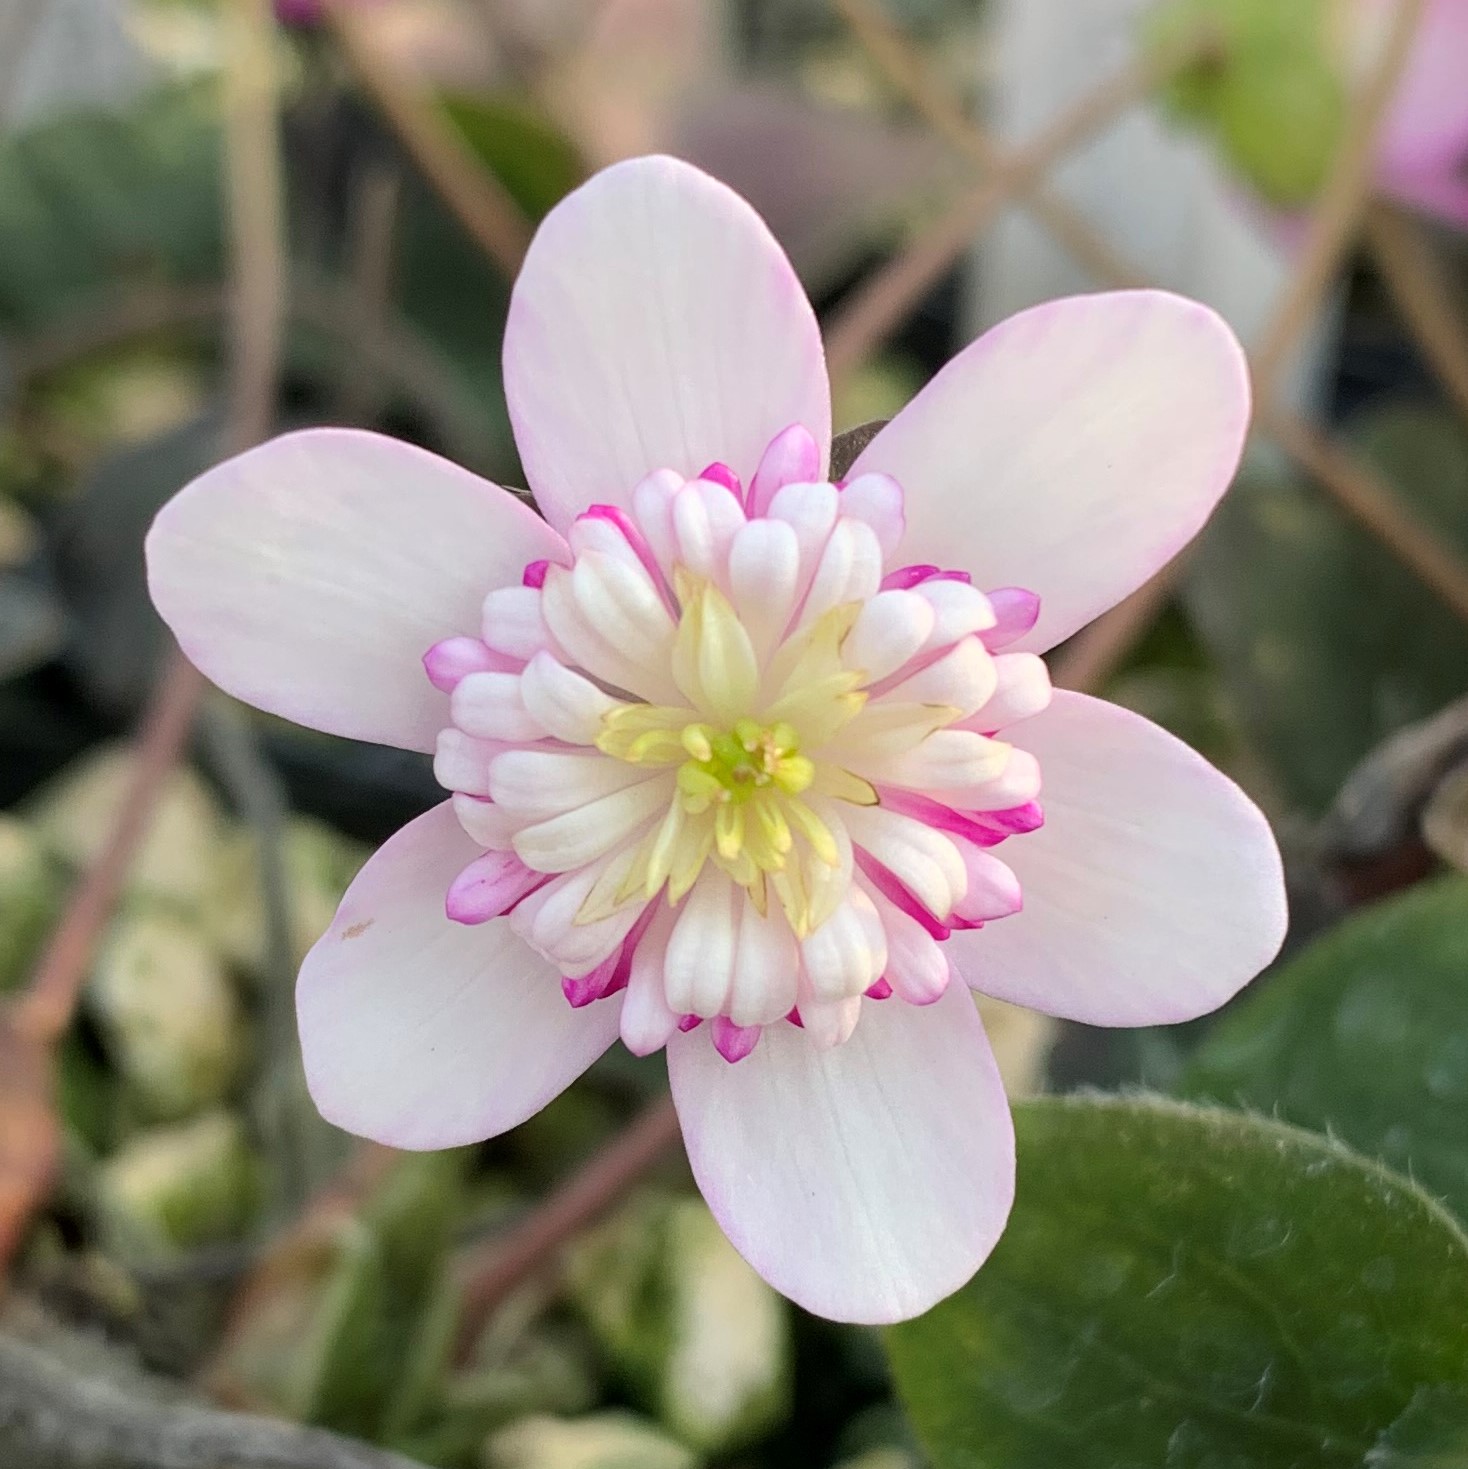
[1371,0,1468,230]
[146,155,1286,1324]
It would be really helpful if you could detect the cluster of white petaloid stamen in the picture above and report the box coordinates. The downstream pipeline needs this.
[424,426,1052,1062]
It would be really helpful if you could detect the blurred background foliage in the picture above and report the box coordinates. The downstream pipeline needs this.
[3,0,1468,1466]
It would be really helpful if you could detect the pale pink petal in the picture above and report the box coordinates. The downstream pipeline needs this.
[297,804,620,1149]
[1380,165,1468,231]
[1373,0,1468,177]
[849,292,1249,652]
[948,691,1286,1026]
[147,429,564,752]
[504,155,831,531]
[668,983,1014,1323]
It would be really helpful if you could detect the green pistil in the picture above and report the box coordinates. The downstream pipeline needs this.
[676,719,813,814]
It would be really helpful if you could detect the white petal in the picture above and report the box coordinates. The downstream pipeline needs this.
[452,793,521,849]
[519,652,621,745]
[481,585,555,660]
[541,563,680,704]
[664,871,738,1018]
[851,292,1250,652]
[851,730,1012,795]
[621,904,681,1055]
[800,890,886,1001]
[794,518,884,633]
[947,691,1286,1025]
[631,468,686,574]
[964,747,1042,811]
[767,480,839,599]
[673,479,746,586]
[505,155,831,530]
[796,993,863,1050]
[669,982,1014,1322]
[838,473,905,557]
[867,888,950,1004]
[878,636,997,717]
[728,896,800,1027]
[147,429,566,751]
[512,779,669,872]
[843,803,967,919]
[451,672,546,742]
[728,518,802,668]
[969,652,1053,732]
[513,857,646,974]
[434,729,502,796]
[844,591,936,685]
[489,749,660,819]
[297,804,618,1149]
[913,580,997,649]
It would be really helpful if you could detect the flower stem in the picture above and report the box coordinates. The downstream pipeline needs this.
[451,1094,682,1363]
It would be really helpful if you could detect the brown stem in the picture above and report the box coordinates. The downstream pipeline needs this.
[1366,202,1468,424]
[1249,0,1426,404]
[323,0,532,278]
[835,0,1150,290]
[822,20,1216,382]
[451,1094,681,1363]
[12,654,206,1047]
[839,0,1468,686]
[1260,405,1468,623]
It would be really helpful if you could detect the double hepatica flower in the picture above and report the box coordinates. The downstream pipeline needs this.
[148,156,1286,1323]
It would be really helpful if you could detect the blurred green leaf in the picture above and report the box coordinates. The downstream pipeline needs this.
[439,95,585,223]
[1180,875,1468,1221]
[1214,42,1344,205]
[1187,406,1468,813]
[0,573,66,682]
[1147,0,1345,205]
[886,1096,1468,1469]
[0,86,221,333]
[566,1192,791,1455]
[0,813,62,993]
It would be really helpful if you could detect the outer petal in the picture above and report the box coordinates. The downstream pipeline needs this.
[297,803,621,1150]
[147,428,565,752]
[504,155,831,531]
[668,984,1014,1323]
[948,691,1286,1026]
[849,292,1249,652]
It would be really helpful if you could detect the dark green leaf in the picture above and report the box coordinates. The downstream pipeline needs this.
[1368,1386,1468,1467]
[0,86,221,333]
[887,1096,1468,1469]
[439,94,585,222]
[1180,875,1468,1221]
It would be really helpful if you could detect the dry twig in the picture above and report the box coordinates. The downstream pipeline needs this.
[822,20,1218,380]
[452,1095,681,1363]
[1248,0,1426,403]
[322,0,532,276]
[1366,202,1468,425]
[839,0,1468,691]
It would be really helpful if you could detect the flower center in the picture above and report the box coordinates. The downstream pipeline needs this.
[424,429,1051,1059]
[589,575,867,937]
